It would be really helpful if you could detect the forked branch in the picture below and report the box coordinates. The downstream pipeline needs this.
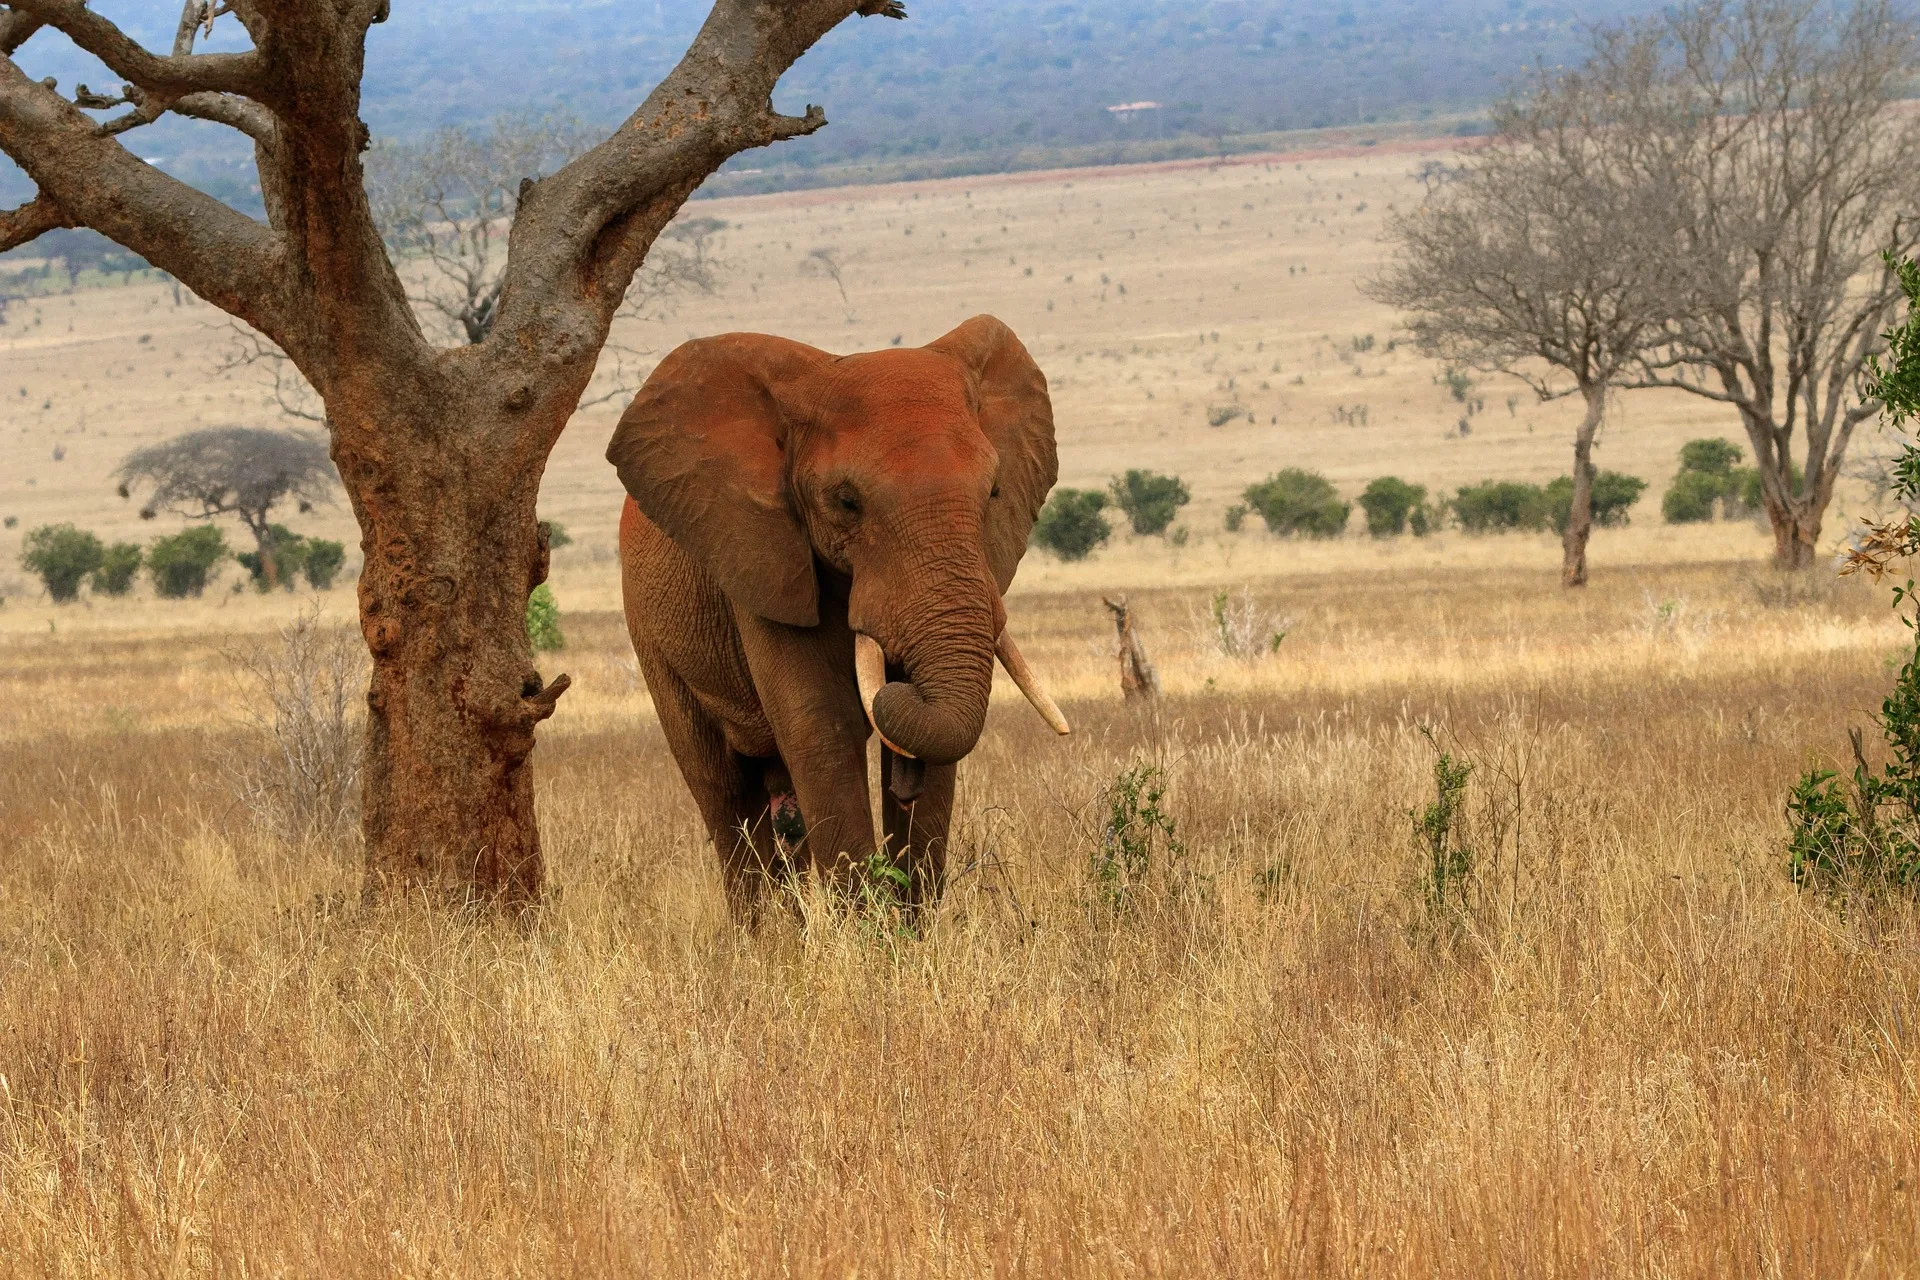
[3,0,266,100]
[492,0,905,352]
[0,190,70,253]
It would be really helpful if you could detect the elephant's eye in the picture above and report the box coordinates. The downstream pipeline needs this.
[830,483,862,517]
[990,483,1001,499]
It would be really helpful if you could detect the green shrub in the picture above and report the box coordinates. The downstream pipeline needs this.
[1243,469,1349,538]
[1545,471,1648,534]
[148,526,227,598]
[1787,589,1920,893]
[89,542,142,596]
[1031,488,1112,560]
[1452,480,1549,533]
[539,519,572,550]
[1089,762,1190,910]
[237,525,308,591]
[526,583,564,652]
[303,539,346,590]
[1223,503,1249,533]
[1357,476,1427,537]
[1678,438,1743,477]
[20,524,105,602]
[1662,470,1724,524]
[1108,469,1191,536]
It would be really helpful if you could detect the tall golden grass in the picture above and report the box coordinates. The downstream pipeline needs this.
[3,544,1918,1275]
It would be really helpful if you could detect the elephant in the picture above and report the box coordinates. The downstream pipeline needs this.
[607,314,1071,916]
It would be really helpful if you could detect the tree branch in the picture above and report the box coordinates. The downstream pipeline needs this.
[490,0,902,363]
[0,10,40,54]
[0,189,69,252]
[0,60,285,334]
[4,0,266,99]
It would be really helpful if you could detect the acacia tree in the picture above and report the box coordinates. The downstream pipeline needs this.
[116,425,336,588]
[0,0,907,904]
[1369,50,1675,587]
[226,114,731,423]
[1613,0,1920,569]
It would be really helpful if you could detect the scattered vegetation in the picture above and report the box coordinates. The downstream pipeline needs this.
[1357,476,1431,537]
[1242,469,1349,538]
[1108,469,1191,537]
[1452,480,1550,534]
[237,526,348,592]
[1087,761,1190,912]
[89,542,142,596]
[1031,488,1113,560]
[1203,586,1290,659]
[147,526,229,598]
[19,523,104,602]
[115,427,337,590]
[1546,471,1646,533]
[1663,439,1765,524]
[224,609,366,845]
[526,583,565,652]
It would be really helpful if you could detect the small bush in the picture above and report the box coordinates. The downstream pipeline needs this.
[89,542,142,596]
[1031,488,1112,560]
[1108,469,1191,536]
[237,525,309,591]
[1546,471,1648,533]
[1223,503,1249,533]
[1206,404,1245,427]
[1452,480,1549,533]
[224,608,365,844]
[1415,731,1476,912]
[1243,469,1349,538]
[303,539,345,590]
[20,523,104,602]
[148,526,228,598]
[1787,590,1920,893]
[1679,438,1744,476]
[540,519,573,550]
[1662,470,1724,524]
[526,583,564,652]
[1089,762,1192,911]
[1358,476,1427,537]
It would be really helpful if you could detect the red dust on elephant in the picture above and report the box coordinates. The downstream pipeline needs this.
[608,314,1071,917]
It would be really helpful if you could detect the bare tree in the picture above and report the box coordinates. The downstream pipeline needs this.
[0,0,908,904]
[1614,0,1920,569]
[1369,49,1676,586]
[116,426,336,588]
[801,244,856,321]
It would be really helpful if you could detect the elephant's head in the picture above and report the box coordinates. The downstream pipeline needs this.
[606,314,1069,766]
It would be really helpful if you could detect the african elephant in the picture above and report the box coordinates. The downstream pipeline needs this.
[607,314,1070,915]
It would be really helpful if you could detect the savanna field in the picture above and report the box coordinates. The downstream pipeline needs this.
[5,144,1920,1273]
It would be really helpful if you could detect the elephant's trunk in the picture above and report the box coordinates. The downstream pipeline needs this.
[855,566,998,767]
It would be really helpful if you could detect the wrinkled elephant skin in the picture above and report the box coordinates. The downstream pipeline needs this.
[608,315,1064,915]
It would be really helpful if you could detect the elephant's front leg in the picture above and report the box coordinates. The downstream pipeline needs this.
[737,615,878,890]
[882,747,956,908]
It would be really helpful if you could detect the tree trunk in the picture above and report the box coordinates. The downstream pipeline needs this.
[334,384,570,906]
[1560,384,1604,588]
[1767,501,1824,570]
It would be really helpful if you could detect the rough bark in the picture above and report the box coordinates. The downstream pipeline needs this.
[1561,385,1605,588]
[0,0,904,904]
[1102,596,1160,698]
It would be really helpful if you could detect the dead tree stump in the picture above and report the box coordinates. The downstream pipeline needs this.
[1102,595,1161,699]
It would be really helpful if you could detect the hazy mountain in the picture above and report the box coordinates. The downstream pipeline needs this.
[3,0,1656,205]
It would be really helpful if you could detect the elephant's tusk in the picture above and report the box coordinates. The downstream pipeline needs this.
[996,628,1072,735]
[854,633,917,759]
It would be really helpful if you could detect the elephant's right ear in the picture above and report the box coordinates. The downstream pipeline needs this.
[607,334,831,627]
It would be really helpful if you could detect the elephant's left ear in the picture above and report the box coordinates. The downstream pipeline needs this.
[928,315,1058,593]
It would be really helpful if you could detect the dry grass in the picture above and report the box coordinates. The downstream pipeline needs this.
[4,541,1919,1275]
